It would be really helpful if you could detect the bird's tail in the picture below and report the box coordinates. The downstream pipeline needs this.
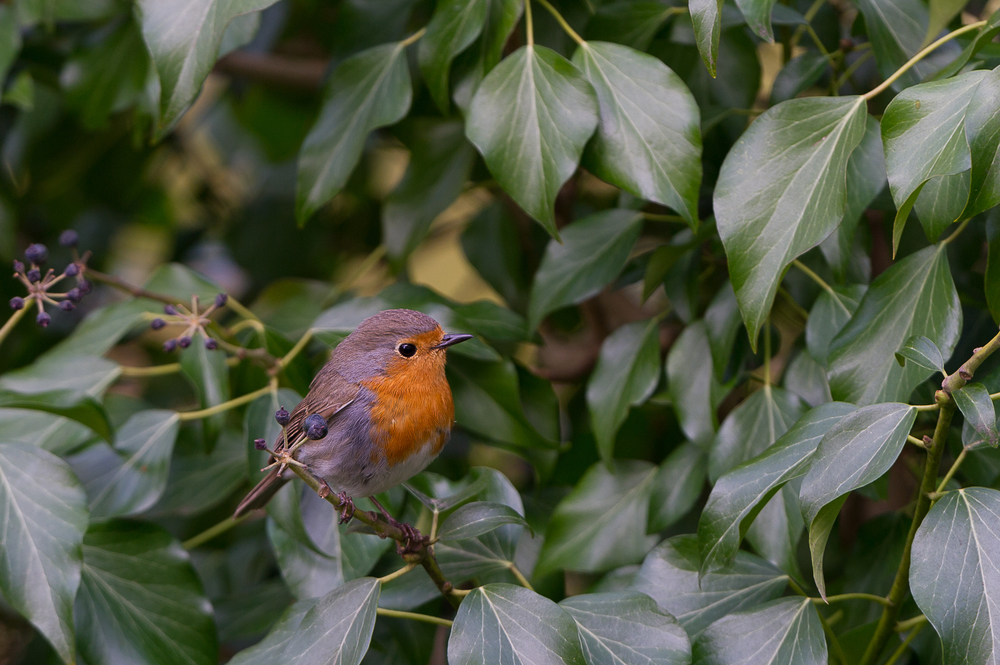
[234,467,287,517]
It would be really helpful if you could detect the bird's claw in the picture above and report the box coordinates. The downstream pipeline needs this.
[394,521,428,556]
[337,491,355,525]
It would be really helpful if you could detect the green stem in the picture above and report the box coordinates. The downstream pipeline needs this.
[863,21,985,100]
[934,448,967,495]
[183,514,249,549]
[895,614,927,632]
[534,0,585,45]
[763,319,772,387]
[939,216,972,247]
[883,621,925,665]
[508,563,535,591]
[813,593,893,606]
[817,607,849,665]
[176,381,276,421]
[792,259,851,317]
[0,306,28,351]
[378,563,416,584]
[834,49,873,91]
[524,0,534,47]
[642,212,688,223]
[376,608,453,627]
[278,329,313,371]
[398,27,427,48]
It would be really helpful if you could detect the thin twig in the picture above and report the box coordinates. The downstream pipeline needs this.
[792,259,851,317]
[176,381,276,421]
[183,514,250,549]
[375,608,453,627]
[0,306,28,350]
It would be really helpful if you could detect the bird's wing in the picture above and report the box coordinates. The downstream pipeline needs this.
[276,372,359,452]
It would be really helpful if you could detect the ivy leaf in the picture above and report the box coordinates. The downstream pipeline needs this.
[450,0,522,111]
[180,331,231,448]
[910,488,1000,665]
[465,44,599,235]
[705,282,741,380]
[76,521,217,665]
[573,41,702,227]
[828,246,961,405]
[930,10,1000,81]
[150,429,247,516]
[953,383,999,449]
[804,286,864,367]
[0,353,120,396]
[714,96,867,347]
[881,72,985,253]
[894,335,945,374]
[784,352,832,408]
[68,410,180,519]
[709,387,805,480]
[0,442,88,663]
[857,0,956,90]
[0,390,113,443]
[699,402,855,576]
[634,535,788,636]
[770,51,828,104]
[649,442,708,532]
[734,0,778,42]
[667,320,722,446]
[965,65,1000,218]
[135,0,279,131]
[799,402,917,598]
[587,319,662,463]
[926,0,967,44]
[0,6,21,85]
[227,600,314,665]
[535,461,658,577]
[690,0,723,76]
[584,3,679,50]
[527,209,643,330]
[438,501,529,541]
[448,584,585,665]
[692,598,827,665]
[560,591,692,665]
[297,41,413,224]
[418,0,487,113]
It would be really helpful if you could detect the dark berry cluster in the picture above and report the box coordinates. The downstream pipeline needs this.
[152,292,229,352]
[9,234,91,327]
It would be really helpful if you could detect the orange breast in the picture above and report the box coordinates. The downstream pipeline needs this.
[362,351,454,467]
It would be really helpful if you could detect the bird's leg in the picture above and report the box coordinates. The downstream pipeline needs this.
[369,496,427,554]
[336,491,355,525]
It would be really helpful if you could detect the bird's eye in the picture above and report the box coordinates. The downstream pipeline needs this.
[398,343,417,358]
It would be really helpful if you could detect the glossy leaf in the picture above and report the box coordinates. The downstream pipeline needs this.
[150,428,246,515]
[667,321,721,446]
[715,96,867,346]
[634,535,788,636]
[180,331,231,446]
[535,460,658,577]
[297,42,413,224]
[771,51,828,104]
[857,0,953,89]
[894,335,945,373]
[930,10,1000,81]
[438,501,529,541]
[0,409,93,455]
[76,521,217,665]
[573,41,701,226]
[585,2,678,50]
[734,0,777,41]
[449,584,585,665]
[692,598,826,665]
[804,287,864,367]
[965,65,1000,218]
[649,442,708,532]
[450,0,522,111]
[799,402,917,597]
[0,353,120,395]
[0,389,113,443]
[910,488,1000,665]
[699,402,855,575]
[828,246,960,405]
[69,409,180,519]
[527,209,643,330]
[227,600,314,665]
[418,0,487,112]
[560,591,692,665]
[704,281,741,380]
[954,383,999,449]
[0,442,87,663]
[135,0,279,130]
[690,0,723,76]
[587,319,662,463]
[466,44,599,235]
[784,352,832,408]
[709,387,805,480]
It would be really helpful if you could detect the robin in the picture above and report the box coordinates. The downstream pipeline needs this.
[234,309,471,537]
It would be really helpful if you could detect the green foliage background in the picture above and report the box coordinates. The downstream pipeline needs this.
[1,0,1000,663]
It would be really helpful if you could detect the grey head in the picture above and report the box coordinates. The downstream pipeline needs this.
[329,309,443,382]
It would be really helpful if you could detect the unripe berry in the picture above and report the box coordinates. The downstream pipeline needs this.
[13,260,23,273]
[215,293,228,308]
[254,438,267,450]
[59,230,79,247]
[66,288,82,303]
[25,244,48,265]
[178,336,192,348]
[304,414,328,440]
[204,338,218,350]
[78,279,92,294]
[26,269,41,283]
[10,297,24,310]
[36,311,51,327]
[59,300,74,312]
[164,304,177,315]
[64,263,79,277]
[274,407,290,426]
[151,318,166,330]
[163,339,178,352]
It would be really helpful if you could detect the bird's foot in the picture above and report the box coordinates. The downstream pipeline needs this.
[336,491,355,525]
[394,522,428,556]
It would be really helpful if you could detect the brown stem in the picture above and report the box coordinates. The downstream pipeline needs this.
[213,51,327,90]
[87,269,180,305]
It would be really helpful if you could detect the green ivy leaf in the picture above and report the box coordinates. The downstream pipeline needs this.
[799,402,917,597]
[910,487,1000,665]
[0,6,21,85]
[634,535,787,636]
[535,461,658,577]
[573,41,702,227]
[297,41,413,224]
[227,599,314,665]
[0,390,113,442]
[68,410,180,519]
[784,352,832,407]
[857,0,953,90]
[828,246,960,405]
[465,45,599,235]
[527,209,643,330]
[692,598,827,665]
[449,584,585,665]
[715,96,867,347]
[418,0,488,113]
[894,335,946,373]
[0,409,93,455]
[135,0,278,131]
[689,0,723,76]
[180,331,231,448]
[698,403,854,575]
[0,442,88,663]
[76,520,217,665]
[560,591,692,665]
[150,428,247,516]
[667,321,722,446]
[649,442,708,532]
[0,354,120,396]
[770,51,828,104]
[438,501,529,541]
[734,0,777,42]
[450,0,522,111]
[804,286,864,367]
[953,382,999,449]
[584,3,679,51]
[709,387,805,480]
[587,319,662,463]
[704,281,741,380]
[929,9,1000,81]
[926,0,967,45]
[965,65,1000,218]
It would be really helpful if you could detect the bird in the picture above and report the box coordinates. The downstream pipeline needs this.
[234,309,471,536]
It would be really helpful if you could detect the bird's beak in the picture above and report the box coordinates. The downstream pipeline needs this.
[434,333,474,349]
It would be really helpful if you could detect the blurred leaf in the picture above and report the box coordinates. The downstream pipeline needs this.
[527,209,643,330]
[535,460,658,577]
[267,518,344,599]
[16,0,123,25]
[770,51,827,104]
[690,0,723,76]
[0,6,20,85]
[734,0,777,41]
[784,352,832,408]
[699,402,854,575]
[856,0,953,89]
[709,387,804,480]
[910,487,1000,665]
[4,70,33,110]
[297,41,413,224]
[135,0,278,130]
[382,120,476,265]
[704,281,741,380]
[692,598,827,665]
[894,335,945,373]
[584,2,678,50]
[461,203,528,309]
[466,44,599,235]
[573,41,702,226]
[634,534,787,636]
[150,428,246,515]
[144,263,226,303]
[438,501,529,541]
[42,300,150,359]
[667,321,721,446]
[227,599,314,665]
[828,246,960,405]
[649,442,708,532]
[925,0,966,45]
[804,285,864,367]
[714,96,867,347]
[588,319,661,463]
[799,402,916,597]
[0,354,120,395]
[882,72,984,252]
[954,383,999,448]
[76,520,217,665]
[0,409,93,455]
[68,409,180,519]
[418,0,487,112]
[930,9,1000,81]
[0,389,113,442]
[0,442,87,664]
[965,65,1000,218]
[450,0,522,111]
[449,584,584,665]
[560,591,692,665]
[180,331,231,448]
